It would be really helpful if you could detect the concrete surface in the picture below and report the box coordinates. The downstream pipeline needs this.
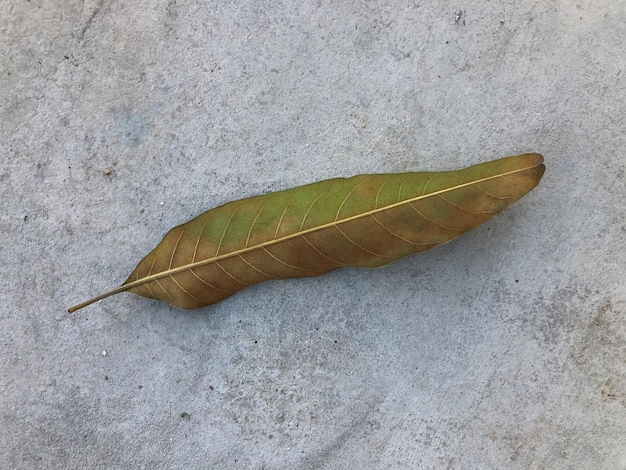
[1,1,625,468]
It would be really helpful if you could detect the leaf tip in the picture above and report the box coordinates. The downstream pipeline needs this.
[521,152,545,169]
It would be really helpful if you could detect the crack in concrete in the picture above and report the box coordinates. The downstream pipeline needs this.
[77,0,104,40]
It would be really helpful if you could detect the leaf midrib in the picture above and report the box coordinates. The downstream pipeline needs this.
[122,163,535,290]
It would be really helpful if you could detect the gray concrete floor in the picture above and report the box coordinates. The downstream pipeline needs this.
[2,1,625,469]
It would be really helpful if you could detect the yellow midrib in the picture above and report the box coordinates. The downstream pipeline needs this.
[122,163,536,291]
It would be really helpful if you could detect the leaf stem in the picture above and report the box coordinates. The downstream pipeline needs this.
[67,284,130,313]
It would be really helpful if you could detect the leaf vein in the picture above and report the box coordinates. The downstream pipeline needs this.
[274,200,292,239]
[375,179,390,208]
[216,205,242,256]
[421,174,437,196]
[189,269,230,293]
[170,274,200,303]
[147,245,160,276]
[216,261,250,286]
[246,200,270,248]
[300,190,327,231]
[335,178,370,221]
[154,279,174,301]
[262,247,313,272]
[370,214,432,246]
[475,183,507,200]
[437,194,498,215]
[397,178,409,202]
[168,228,185,270]
[408,202,462,232]
[302,235,346,266]
[193,218,212,262]
[237,254,279,279]
[335,225,395,259]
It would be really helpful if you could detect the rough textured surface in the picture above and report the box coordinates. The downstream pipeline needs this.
[1,1,625,469]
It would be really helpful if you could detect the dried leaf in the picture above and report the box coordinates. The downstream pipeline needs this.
[68,153,544,312]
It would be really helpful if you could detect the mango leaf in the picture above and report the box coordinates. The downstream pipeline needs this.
[68,153,544,312]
